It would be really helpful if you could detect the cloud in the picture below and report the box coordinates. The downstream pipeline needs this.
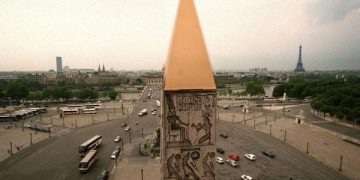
[307,0,360,25]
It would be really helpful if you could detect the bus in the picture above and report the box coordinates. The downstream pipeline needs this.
[85,104,102,110]
[79,149,97,173]
[82,108,96,114]
[62,108,79,115]
[79,135,102,156]
[68,104,84,110]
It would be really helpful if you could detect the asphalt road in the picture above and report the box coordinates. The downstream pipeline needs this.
[0,87,159,180]
[0,88,348,180]
[216,121,348,180]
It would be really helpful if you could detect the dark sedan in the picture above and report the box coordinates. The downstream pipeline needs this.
[217,147,225,154]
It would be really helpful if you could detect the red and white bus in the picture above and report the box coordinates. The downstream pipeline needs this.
[85,103,102,110]
[79,149,97,173]
[62,108,79,115]
[79,135,102,156]
[82,108,96,114]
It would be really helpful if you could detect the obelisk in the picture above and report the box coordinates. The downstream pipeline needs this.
[161,0,217,179]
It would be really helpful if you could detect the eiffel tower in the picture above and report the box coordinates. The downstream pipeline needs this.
[294,45,305,73]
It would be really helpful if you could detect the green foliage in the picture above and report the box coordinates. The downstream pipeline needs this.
[108,90,119,100]
[240,76,274,85]
[42,87,73,101]
[245,83,265,97]
[27,91,44,101]
[5,82,29,100]
[76,88,98,100]
[132,78,144,85]
[275,74,360,121]
[217,84,225,89]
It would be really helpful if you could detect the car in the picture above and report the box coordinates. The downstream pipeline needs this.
[125,126,131,131]
[115,145,121,151]
[216,148,225,154]
[152,111,157,115]
[226,159,238,167]
[121,122,127,127]
[24,124,31,128]
[222,105,230,109]
[114,136,122,142]
[96,169,109,180]
[110,149,120,159]
[241,175,253,180]
[138,109,148,116]
[216,157,225,164]
[229,153,240,161]
[262,150,275,158]
[220,133,228,138]
[244,154,256,161]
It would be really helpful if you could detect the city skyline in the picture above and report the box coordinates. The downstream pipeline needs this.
[1,0,360,71]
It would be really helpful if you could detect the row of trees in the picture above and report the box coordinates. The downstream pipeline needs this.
[218,83,265,98]
[216,76,274,89]
[1,80,120,103]
[273,75,360,121]
[27,87,119,101]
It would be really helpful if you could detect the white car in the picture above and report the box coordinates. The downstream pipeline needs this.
[152,111,157,115]
[114,136,121,142]
[216,157,224,164]
[125,126,131,131]
[24,124,31,128]
[241,175,253,180]
[244,154,256,161]
[226,159,238,167]
[110,149,120,159]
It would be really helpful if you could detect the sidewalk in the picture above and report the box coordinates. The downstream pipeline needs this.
[310,109,359,129]
[0,125,50,162]
[111,136,161,180]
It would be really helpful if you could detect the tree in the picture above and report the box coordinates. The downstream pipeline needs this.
[27,91,44,101]
[246,83,265,97]
[6,82,29,100]
[77,88,98,100]
[273,84,285,97]
[335,111,345,120]
[108,90,119,101]
[227,89,233,99]
[133,78,144,85]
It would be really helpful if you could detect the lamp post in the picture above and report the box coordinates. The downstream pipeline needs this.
[306,142,309,154]
[10,141,13,155]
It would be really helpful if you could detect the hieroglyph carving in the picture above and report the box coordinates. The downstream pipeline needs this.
[163,92,216,179]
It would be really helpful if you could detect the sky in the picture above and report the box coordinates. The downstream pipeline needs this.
[0,0,360,71]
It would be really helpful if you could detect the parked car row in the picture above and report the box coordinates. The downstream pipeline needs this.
[217,132,276,180]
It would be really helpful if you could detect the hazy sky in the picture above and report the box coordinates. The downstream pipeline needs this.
[1,0,360,71]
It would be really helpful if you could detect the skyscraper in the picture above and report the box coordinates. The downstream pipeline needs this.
[294,45,305,73]
[56,57,62,73]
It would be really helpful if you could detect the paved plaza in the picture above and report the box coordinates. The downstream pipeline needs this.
[219,101,359,179]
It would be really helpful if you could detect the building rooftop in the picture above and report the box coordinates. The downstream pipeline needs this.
[163,0,216,91]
